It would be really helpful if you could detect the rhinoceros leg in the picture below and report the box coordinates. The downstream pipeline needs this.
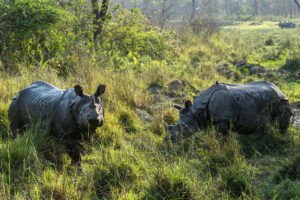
[65,141,82,168]
[217,121,230,136]
[208,90,234,136]
[278,103,292,133]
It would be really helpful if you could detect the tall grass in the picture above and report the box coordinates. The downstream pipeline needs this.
[0,20,299,199]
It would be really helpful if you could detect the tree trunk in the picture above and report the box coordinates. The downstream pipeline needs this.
[91,0,110,46]
[236,1,239,17]
[253,0,258,16]
[293,0,300,11]
[191,0,196,23]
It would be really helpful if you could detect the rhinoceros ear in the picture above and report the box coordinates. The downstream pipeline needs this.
[185,100,193,109]
[74,85,84,97]
[173,104,183,110]
[95,84,106,97]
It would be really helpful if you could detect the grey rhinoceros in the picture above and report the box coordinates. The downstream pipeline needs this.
[165,81,292,142]
[279,21,296,28]
[8,80,106,167]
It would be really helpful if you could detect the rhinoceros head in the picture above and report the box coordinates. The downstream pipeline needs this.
[165,100,200,143]
[71,84,106,131]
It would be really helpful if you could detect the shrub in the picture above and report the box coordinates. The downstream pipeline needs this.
[0,106,9,139]
[282,55,300,75]
[265,179,300,200]
[220,168,250,198]
[0,125,53,184]
[143,173,193,200]
[101,8,179,65]
[274,155,300,183]
[0,0,66,66]
[119,110,138,133]
[163,109,177,125]
[191,17,220,38]
[233,70,242,81]
[265,38,274,46]
[93,162,137,199]
[238,127,292,158]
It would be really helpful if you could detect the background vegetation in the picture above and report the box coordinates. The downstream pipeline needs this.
[0,0,299,199]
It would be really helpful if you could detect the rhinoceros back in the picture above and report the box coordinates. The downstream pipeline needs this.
[225,81,287,103]
[192,81,289,133]
[219,81,288,133]
[15,81,64,123]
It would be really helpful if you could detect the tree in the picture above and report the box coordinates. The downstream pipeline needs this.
[191,0,196,23]
[91,0,110,46]
[159,0,174,31]
[253,0,258,16]
[293,0,300,12]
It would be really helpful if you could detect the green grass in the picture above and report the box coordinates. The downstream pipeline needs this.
[0,19,300,199]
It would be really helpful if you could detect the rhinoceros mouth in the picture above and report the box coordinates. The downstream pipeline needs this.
[88,119,103,127]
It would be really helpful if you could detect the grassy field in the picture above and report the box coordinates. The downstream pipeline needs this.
[0,19,299,200]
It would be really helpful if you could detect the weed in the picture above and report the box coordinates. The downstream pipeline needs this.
[93,162,137,199]
[265,179,300,200]
[220,168,250,198]
[282,55,300,75]
[119,110,138,133]
[163,109,177,125]
[265,38,274,46]
[0,106,9,139]
[143,173,193,200]
[238,127,292,158]
[274,155,300,183]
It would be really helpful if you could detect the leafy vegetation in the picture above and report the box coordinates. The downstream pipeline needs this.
[0,1,299,199]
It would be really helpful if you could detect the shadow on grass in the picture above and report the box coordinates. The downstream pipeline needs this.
[237,127,293,159]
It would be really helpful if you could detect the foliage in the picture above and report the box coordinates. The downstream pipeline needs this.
[0,6,299,199]
[142,173,193,200]
[101,8,179,68]
[220,167,250,198]
[274,155,300,183]
[282,55,300,76]
[191,16,220,38]
[0,106,9,139]
[0,0,66,65]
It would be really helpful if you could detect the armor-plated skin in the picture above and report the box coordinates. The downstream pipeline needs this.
[8,81,106,166]
[166,81,292,142]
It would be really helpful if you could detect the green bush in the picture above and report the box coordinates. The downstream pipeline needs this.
[93,162,137,199]
[0,0,66,66]
[0,106,9,139]
[119,110,138,133]
[238,127,292,158]
[221,168,250,198]
[282,55,300,75]
[143,173,193,200]
[274,155,300,183]
[0,125,53,185]
[101,8,179,67]
[266,179,300,200]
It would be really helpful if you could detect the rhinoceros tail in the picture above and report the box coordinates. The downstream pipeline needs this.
[8,94,24,136]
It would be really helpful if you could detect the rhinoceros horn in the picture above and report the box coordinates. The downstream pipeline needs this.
[173,104,183,110]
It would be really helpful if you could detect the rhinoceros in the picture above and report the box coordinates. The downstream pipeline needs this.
[279,21,296,28]
[8,80,106,166]
[165,81,292,142]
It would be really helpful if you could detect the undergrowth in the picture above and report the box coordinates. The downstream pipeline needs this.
[0,6,299,199]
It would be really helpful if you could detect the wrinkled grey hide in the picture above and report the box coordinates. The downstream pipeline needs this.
[8,81,106,166]
[166,81,292,142]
